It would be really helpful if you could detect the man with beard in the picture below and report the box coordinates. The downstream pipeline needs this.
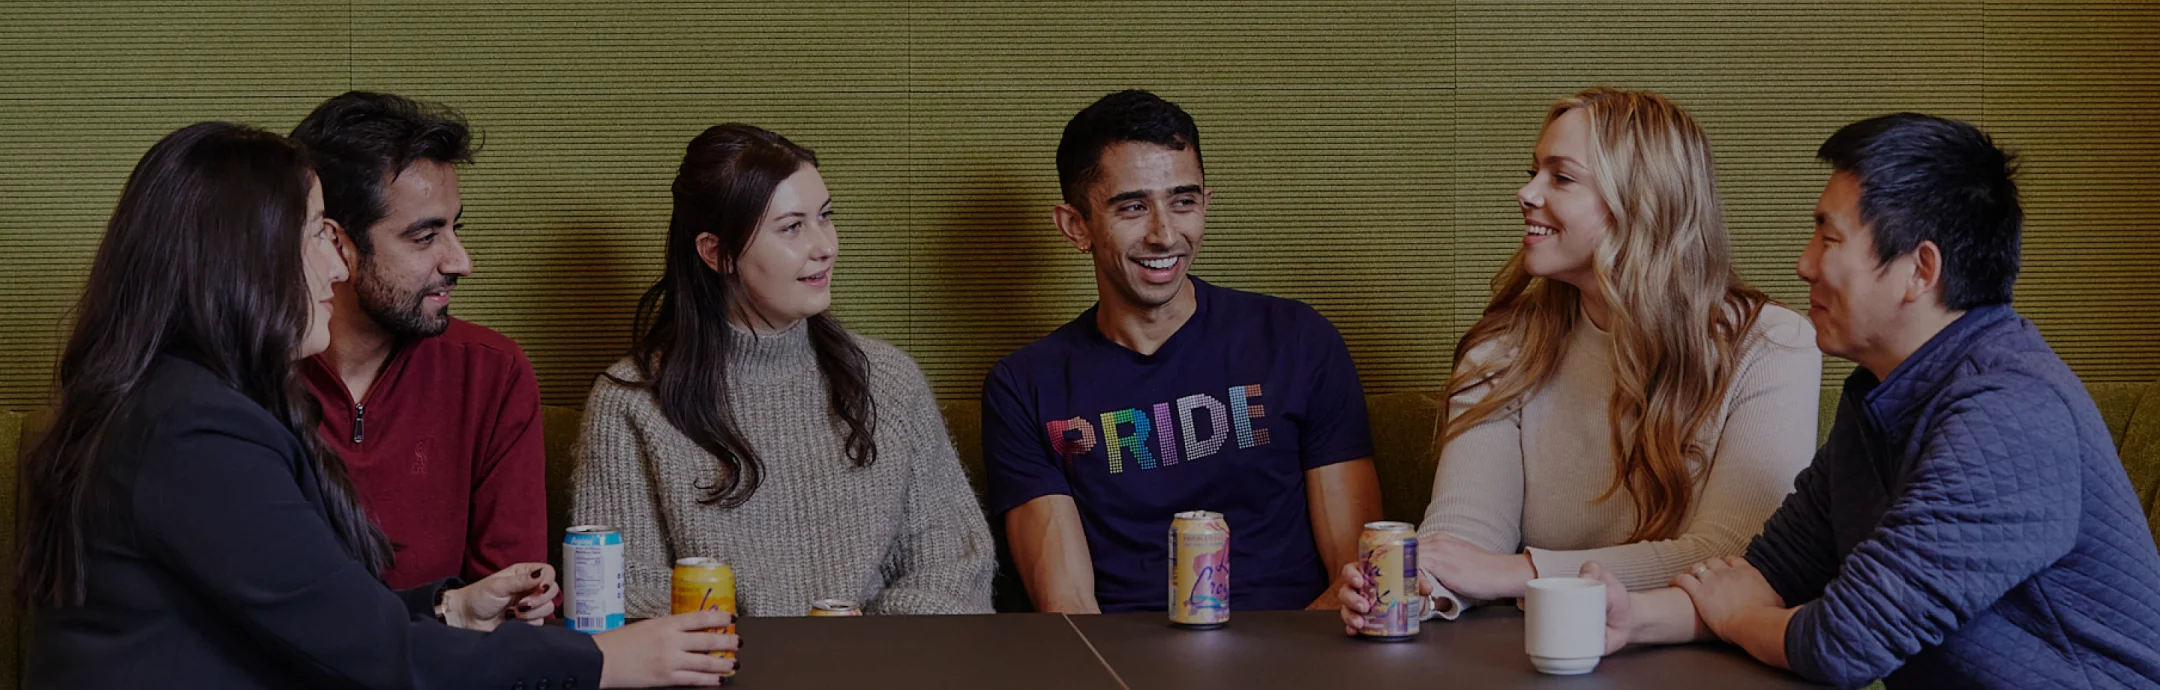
[983,90,1383,615]
[290,92,547,589]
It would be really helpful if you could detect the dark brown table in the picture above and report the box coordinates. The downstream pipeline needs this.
[1072,609,1823,689]
[721,612,1120,689]
[701,609,1823,688]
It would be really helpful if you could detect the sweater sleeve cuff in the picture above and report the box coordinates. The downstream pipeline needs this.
[1419,569,1472,621]
[1782,601,1831,684]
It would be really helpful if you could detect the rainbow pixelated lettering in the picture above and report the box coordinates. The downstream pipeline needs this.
[1098,408,1157,474]
[1229,384,1270,449]
[1045,417,1098,469]
[1151,402,1182,467]
[1175,393,1229,461]
[1048,384,1269,473]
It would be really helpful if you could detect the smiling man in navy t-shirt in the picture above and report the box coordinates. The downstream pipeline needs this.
[982,90,1383,614]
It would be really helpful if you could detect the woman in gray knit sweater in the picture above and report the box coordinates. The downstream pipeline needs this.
[570,124,995,618]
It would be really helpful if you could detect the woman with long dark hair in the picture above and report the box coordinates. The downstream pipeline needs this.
[17,122,735,688]
[570,124,994,618]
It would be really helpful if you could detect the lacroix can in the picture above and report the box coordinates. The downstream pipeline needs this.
[1357,521,1422,641]
[1168,510,1230,629]
[808,599,861,617]
[670,557,737,676]
[563,525,625,633]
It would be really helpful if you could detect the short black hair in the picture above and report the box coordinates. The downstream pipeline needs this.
[1817,113,2021,310]
[1055,90,1202,212]
[290,91,475,256]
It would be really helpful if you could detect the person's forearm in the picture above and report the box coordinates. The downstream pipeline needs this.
[1629,587,1714,646]
[1311,519,1365,588]
[1316,538,1360,585]
[1421,536,1536,601]
[1007,498,1101,614]
[1491,552,1537,599]
[1306,459,1383,579]
[1020,549,1099,614]
[1032,579,1100,613]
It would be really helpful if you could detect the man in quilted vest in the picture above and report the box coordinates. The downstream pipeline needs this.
[1582,113,2160,688]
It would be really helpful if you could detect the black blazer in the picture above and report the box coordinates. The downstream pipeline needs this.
[28,355,603,689]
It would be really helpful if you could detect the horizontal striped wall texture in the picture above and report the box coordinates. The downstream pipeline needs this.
[2,1,2156,411]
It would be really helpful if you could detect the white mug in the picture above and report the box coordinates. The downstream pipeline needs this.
[1523,577,1606,675]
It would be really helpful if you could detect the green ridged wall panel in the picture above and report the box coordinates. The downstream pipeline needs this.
[0,96,340,402]
[1982,2,2160,382]
[2,1,2156,411]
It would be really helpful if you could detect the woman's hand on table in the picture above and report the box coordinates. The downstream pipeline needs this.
[596,610,739,688]
[1335,561,1434,635]
[1669,555,1796,669]
[1417,531,1535,601]
[441,562,560,631]
[1580,562,1632,654]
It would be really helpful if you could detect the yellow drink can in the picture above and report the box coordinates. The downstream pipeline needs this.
[808,598,861,616]
[670,557,737,675]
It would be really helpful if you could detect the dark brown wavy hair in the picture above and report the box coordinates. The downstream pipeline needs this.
[614,124,877,508]
[16,122,391,607]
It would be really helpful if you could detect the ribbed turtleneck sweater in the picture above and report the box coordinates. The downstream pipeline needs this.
[570,321,995,617]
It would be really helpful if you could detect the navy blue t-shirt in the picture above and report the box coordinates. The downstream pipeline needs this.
[982,278,1375,613]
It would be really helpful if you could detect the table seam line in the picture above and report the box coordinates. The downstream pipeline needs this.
[1061,614,1132,690]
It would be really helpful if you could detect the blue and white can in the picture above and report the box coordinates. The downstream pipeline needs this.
[563,525,626,633]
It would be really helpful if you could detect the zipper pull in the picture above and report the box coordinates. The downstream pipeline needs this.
[352,404,366,444]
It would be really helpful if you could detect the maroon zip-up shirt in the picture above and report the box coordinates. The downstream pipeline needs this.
[303,318,548,589]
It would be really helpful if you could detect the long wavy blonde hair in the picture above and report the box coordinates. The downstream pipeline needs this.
[1442,87,1770,542]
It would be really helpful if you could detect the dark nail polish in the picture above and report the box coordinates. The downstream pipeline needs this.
[531,570,543,579]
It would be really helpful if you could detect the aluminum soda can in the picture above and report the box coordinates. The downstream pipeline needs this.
[563,525,625,633]
[670,557,738,676]
[1168,510,1230,629]
[1357,521,1422,641]
[808,598,861,617]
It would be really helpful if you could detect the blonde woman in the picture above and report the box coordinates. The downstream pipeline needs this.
[1339,88,1821,628]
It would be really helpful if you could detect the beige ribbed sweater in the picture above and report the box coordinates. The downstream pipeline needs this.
[1420,305,1820,615]
[569,322,995,618]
